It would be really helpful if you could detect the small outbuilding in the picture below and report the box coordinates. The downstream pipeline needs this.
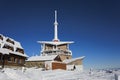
[25,55,63,69]
[63,56,85,71]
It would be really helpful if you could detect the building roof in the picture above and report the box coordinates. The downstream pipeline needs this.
[0,48,28,57]
[0,34,23,49]
[26,55,58,61]
[0,48,9,54]
[0,34,28,57]
[38,41,74,45]
[63,56,85,64]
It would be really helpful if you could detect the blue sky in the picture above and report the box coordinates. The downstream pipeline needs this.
[0,0,120,69]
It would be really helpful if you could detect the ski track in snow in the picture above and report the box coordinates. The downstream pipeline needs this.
[0,68,120,80]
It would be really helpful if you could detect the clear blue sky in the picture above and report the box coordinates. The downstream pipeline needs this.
[0,0,120,69]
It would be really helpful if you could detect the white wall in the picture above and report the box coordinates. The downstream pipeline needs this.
[66,65,83,71]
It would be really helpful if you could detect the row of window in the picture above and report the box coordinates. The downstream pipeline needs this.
[8,56,24,64]
[0,36,14,45]
[2,44,24,54]
[0,55,24,64]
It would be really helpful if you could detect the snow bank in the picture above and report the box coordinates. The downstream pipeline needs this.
[0,68,119,80]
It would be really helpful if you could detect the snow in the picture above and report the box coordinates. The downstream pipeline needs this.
[0,68,120,80]
[27,55,58,61]
[0,48,27,57]
[13,52,28,57]
[38,41,74,45]
[63,56,85,64]
[0,48,9,54]
[0,34,28,57]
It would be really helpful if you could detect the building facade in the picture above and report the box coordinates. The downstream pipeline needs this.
[0,34,28,68]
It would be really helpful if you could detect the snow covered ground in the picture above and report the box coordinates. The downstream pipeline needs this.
[0,68,120,80]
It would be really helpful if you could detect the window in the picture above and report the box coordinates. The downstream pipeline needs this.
[0,55,4,62]
[3,44,14,51]
[0,35,3,40]
[16,48,24,54]
[66,57,69,59]
[14,57,17,63]
[18,58,21,64]
[0,55,2,61]
[8,56,12,62]
[6,38,14,45]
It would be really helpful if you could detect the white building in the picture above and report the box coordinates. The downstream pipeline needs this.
[26,10,85,71]
[0,34,28,68]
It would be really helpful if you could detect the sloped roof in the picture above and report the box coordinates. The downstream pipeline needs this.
[0,48,28,57]
[63,56,85,64]
[38,41,74,45]
[0,34,27,57]
[26,55,58,61]
[12,52,28,57]
[0,34,23,49]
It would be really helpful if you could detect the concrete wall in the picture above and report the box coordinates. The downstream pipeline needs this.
[67,59,82,65]
[66,65,83,71]
[59,54,72,61]
[57,44,67,51]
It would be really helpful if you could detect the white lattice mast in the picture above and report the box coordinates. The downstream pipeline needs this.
[53,10,59,42]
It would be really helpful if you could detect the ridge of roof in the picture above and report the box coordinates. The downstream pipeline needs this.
[26,55,58,61]
[63,56,85,64]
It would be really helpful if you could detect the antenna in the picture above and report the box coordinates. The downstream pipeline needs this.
[55,10,57,22]
[53,10,59,42]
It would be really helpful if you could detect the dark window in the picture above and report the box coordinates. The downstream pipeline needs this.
[0,55,2,61]
[66,57,69,59]
[8,56,12,62]
[0,35,3,40]
[3,44,14,51]
[6,38,14,45]
[58,48,60,50]
[16,48,24,54]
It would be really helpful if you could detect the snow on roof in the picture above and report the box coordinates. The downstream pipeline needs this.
[0,34,27,57]
[0,48,9,54]
[63,56,85,64]
[0,34,23,49]
[27,55,58,61]
[6,37,14,42]
[38,41,74,45]
[12,52,28,57]
[0,48,28,57]
[14,41,23,49]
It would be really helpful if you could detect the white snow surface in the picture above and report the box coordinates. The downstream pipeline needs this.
[27,55,57,61]
[0,68,119,80]
[38,41,74,45]
[63,56,85,64]
[0,34,28,57]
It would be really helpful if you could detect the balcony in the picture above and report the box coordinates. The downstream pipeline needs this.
[41,49,72,56]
